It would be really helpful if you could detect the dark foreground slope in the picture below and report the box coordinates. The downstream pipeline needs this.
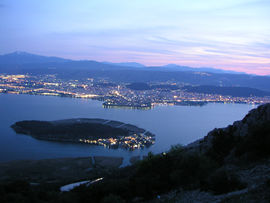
[1,104,270,203]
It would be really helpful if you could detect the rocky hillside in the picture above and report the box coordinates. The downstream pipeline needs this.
[188,103,270,162]
[178,103,270,202]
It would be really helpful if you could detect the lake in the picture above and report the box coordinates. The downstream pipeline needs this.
[0,93,255,163]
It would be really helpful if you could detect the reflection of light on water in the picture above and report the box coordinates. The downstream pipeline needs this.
[251,103,257,108]
[60,177,104,192]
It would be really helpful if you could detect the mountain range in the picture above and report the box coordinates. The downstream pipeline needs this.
[1,52,270,92]
[0,51,245,74]
[0,51,71,64]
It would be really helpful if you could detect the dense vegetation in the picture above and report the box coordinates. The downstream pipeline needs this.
[207,121,270,164]
[76,146,245,202]
[12,120,129,139]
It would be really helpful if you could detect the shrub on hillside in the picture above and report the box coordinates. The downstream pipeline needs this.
[235,122,270,161]
[102,194,125,203]
[206,127,240,164]
[203,169,246,195]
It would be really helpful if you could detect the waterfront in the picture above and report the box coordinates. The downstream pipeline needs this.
[0,93,255,163]
[1,74,269,109]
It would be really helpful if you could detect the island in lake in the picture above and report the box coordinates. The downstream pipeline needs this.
[11,118,155,150]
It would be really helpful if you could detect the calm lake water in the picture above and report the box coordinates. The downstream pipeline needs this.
[0,93,255,163]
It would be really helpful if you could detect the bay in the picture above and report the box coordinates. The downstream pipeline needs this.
[0,93,255,163]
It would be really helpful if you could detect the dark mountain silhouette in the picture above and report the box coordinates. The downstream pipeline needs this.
[183,85,270,97]
[149,64,245,74]
[0,51,70,64]
[0,52,243,73]
[102,61,145,68]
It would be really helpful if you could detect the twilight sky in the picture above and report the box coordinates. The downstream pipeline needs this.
[0,0,270,75]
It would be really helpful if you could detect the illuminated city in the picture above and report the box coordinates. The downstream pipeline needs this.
[0,74,269,109]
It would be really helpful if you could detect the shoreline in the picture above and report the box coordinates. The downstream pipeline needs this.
[1,91,265,107]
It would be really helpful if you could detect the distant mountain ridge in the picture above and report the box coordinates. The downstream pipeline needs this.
[125,83,270,97]
[1,52,270,92]
[149,64,246,74]
[0,52,244,74]
[0,51,71,64]
[183,85,270,97]
[102,61,145,68]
